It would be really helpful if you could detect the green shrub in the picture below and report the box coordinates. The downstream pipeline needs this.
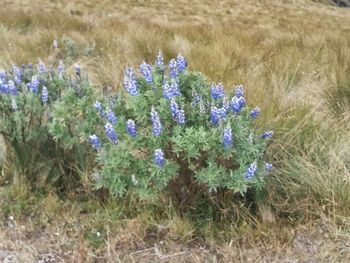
[88,52,273,211]
[0,61,98,190]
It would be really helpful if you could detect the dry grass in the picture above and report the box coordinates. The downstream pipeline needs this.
[1,0,350,261]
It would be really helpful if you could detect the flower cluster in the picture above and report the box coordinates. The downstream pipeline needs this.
[176,53,187,73]
[261,131,273,139]
[163,80,180,100]
[41,86,49,103]
[170,99,185,125]
[222,124,233,149]
[105,123,118,144]
[126,119,137,137]
[89,134,101,150]
[123,67,138,96]
[246,162,257,180]
[154,149,165,167]
[140,62,153,84]
[231,85,246,113]
[151,107,162,136]
[211,83,224,100]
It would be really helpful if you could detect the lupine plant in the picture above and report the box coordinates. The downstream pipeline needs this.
[0,59,99,190]
[88,51,274,210]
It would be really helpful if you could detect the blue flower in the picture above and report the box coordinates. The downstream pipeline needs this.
[38,60,46,74]
[74,64,81,75]
[94,101,103,112]
[265,163,273,172]
[151,107,162,136]
[123,67,139,96]
[106,108,118,125]
[231,96,246,113]
[211,83,224,100]
[154,149,165,167]
[191,92,201,107]
[170,79,180,96]
[156,50,164,68]
[246,162,257,180]
[30,75,39,93]
[170,99,185,125]
[210,105,227,126]
[12,65,22,84]
[234,85,244,97]
[250,107,260,119]
[163,80,180,100]
[261,131,273,139]
[89,134,101,150]
[41,86,48,103]
[0,80,8,94]
[140,61,153,84]
[223,124,233,149]
[0,69,6,80]
[210,106,220,126]
[169,59,178,79]
[105,123,118,144]
[8,81,18,96]
[126,119,137,137]
[163,82,173,100]
[176,53,187,73]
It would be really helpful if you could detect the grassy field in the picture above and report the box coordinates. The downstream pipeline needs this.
[1,0,350,262]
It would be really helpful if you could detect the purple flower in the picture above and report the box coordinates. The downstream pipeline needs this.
[223,124,233,149]
[170,99,185,125]
[12,65,22,84]
[246,162,257,180]
[176,53,187,73]
[261,131,273,139]
[126,119,137,137]
[170,79,180,96]
[105,123,118,144]
[0,69,6,80]
[8,81,18,96]
[235,85,244,97]
[265,163,273,172]
[89,134,101,150]
[38,60,46,74]
[140,61,153,84]
[156,50,164,68]
[231,96,246,113]
[169,59,178,79]
[154,149,165,167]
[250,107,260,119]
[123,67,139,96]
[210,105,227,126]
[163,80,180,100]
[30,75,39,93]
[106,108,118,125]
[151,107,162,136]
[163,82,173,100]
[211,83,224,100]
[94,101,103,112]
[41,86,48,103]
